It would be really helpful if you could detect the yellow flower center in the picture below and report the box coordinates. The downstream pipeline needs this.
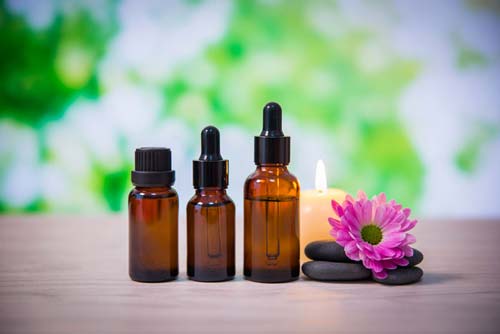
[361,224,383,245]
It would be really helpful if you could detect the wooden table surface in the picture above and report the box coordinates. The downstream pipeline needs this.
[0,216,499,333]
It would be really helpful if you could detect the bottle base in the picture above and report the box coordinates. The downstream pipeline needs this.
[129,269,178,283]
[188,276,235,283]
[187,265,235,282]
[244,267,300,283]
[244,275,299,283]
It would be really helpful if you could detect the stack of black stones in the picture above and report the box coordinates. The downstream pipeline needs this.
[302,241,424,285]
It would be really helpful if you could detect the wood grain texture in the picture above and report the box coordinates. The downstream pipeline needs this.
[1,216,499,333]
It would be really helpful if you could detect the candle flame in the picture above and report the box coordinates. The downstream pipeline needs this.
[315,160,327,193]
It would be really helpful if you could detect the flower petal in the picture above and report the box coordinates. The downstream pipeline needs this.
[404,233,416,245]
[346,249,361,261]
[381,232,406,247]
[374,205,386,226]
[337,230,352,242]
[403,246,414,257]
[334,237,349,248]
[345,194,355,205]
[373,270,388,280]
[402,208,411,218]
[370,260,384,273]
[375,193,386,205]
[362,200,373,225]
[357,190,367,200]
[328,217,342,230]
[376,246,396,258]
[353,201,365,224]
[392,257,409,267]
[347,225,361,238]
[344,241,361,261]
[401,219,418,232]
[344,210,361,229]
[382,221,403,234]
[331,200,344,217]
[381,260,397,270]
[344,241,358,254]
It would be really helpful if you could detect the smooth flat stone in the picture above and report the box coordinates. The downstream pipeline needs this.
[305,240,355,263]
[302,261,371,281]
[374,266,424,285]
[306,241,424,268]
[406,248,424,267]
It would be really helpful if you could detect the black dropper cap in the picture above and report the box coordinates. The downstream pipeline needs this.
[131,147,175,187]
[254,102,290,165]
[193,126,228,189]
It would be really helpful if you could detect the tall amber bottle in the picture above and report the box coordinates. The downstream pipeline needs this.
[129,147,178,282]
[187,126,235,282]
[244,102,300,283]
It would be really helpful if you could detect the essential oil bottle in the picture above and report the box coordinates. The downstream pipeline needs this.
[129,147,178,282]
[244,102,300,283]
[187,126,235,282]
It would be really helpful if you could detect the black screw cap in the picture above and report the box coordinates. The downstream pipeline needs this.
[131,147,175,187]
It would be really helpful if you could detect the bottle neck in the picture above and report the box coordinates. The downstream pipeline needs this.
[195,187,226,196]
[135,185,171,192]
[256,163,288,172]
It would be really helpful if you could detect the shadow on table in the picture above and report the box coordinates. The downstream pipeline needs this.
[300,276,374,285]
[300,272,463,285]
[420,272,463,285]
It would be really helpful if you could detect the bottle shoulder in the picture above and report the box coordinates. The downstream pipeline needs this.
[245,168,299,185]
[129,187,178,200]
[245,167,300,198]
[187,190,234,208]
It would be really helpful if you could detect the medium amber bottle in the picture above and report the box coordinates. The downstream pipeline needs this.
[129,147,178,282]
[244,102,300,283]
[187,126,235,282]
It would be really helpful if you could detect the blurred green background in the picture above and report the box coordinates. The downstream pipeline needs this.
[1,0,499,217]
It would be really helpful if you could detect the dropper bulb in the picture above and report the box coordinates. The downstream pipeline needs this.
[261,102,284,137]
[200,126,222,161]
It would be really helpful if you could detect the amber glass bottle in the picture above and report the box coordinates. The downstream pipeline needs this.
[187,126,235,282]
[244,102,300,283]
[129,147,178,282]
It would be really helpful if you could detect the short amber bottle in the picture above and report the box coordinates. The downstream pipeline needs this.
[187,126,235,282]
[129,148,178,282]
[244,102,300,283]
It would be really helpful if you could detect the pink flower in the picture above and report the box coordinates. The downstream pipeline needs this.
[328,191,417,280]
